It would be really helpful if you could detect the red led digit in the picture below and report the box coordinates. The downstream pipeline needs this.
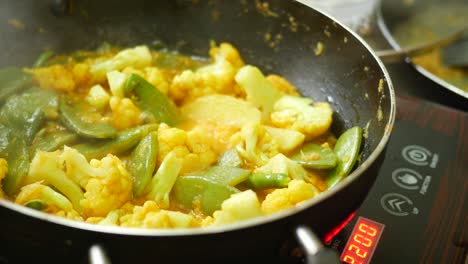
[340,217,385,264]
[343,255,356,264]
[358,223,377,237]
[354,234,372,247]
[348,244,368,258]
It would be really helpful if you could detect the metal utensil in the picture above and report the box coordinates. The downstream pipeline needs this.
[376,26,467,65]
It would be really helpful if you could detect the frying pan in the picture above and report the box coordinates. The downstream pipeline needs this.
[378,0,468,99]
[0,0,395,263]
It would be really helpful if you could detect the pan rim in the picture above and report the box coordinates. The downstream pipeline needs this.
[0,0,396,237]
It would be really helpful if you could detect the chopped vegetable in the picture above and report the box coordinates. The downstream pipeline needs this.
[180,94,261,127]
[107,71,127,98]
[327,126,363,188]
[290,143,337,169]
[25,150,85,213]
[235,65,283,121]
[218,149,243,168]
[127,131,158,196]
[173,175,240,215]
[90,45,152,81]
[146,150,182,208]
[31,125,78,153]
[86,84,110,109]
[73,124,158,160]
[245,172,290,190]
[0,87,58,142]
[16,182,74,212]
[59,96,117,139]
[124,74,180,126]
[0,67,32,102]
[33,51,55,68]
[256,153,309,182]
[212,190,263,225]
[270,95,333,140]
[264,126,305,152]
[204,165,251,186]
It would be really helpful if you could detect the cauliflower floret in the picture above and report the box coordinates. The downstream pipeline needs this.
[15,182,73,212]
[186,125,218,170]
[157,124,217,175]
[0,159,7,198]
[91,45,152,82]
[86,209,122,226]
[143,67,170,95]
[119,201,196,228]
[229,123,279,167]
[169,43,245,104]
[266,74,300,96]
[109,96,143,130]
[80,154,133,217]
[26,65,76,91]
[57,146,133,217]
[255,153,309,181]
[72,63,92,88]
[261,180,319,214]
[270,95,333,140]
[14,182,83,221]
[212,190,263,226]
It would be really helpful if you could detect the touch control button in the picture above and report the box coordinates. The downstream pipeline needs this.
[401,145,439,168]
[380,193,419,217]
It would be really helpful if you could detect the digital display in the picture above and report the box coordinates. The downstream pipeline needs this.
[340,217,385,264]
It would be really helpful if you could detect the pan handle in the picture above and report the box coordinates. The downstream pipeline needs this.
[88,244,111,264]
[295,226,340,264]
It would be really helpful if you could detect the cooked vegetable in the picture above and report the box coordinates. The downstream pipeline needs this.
[212,190,263,225]
[16,182,74,212]
[59,96,117,139]
[31,124,78,153]
[25,150,85,213]
[235,65,283,121]
[270,95,333,140]
[73,124,158,160]
[33,51,55,68]
[173,175,240,215]
[146,150,181,208]
[86,84,110,109]
[204,166,251,186]
[0,87,58,142]
[181,94,261,127]
[0,67,32,102]
[245,173,290,190]
[124,73,179,125]
[0,42,363,229]
[290,143,337,169]
[255,153,309,182]
[90,45,152,81]
[218,149,243,168]
[127,131,158,196]
[261,180,319,214]
[327,126,363,188]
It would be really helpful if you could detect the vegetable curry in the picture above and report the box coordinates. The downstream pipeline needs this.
[0,42,362,228]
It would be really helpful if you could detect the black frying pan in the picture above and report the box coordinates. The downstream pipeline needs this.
[0,1,395,263]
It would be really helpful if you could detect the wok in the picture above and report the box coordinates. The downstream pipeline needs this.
[0,0,395,263]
